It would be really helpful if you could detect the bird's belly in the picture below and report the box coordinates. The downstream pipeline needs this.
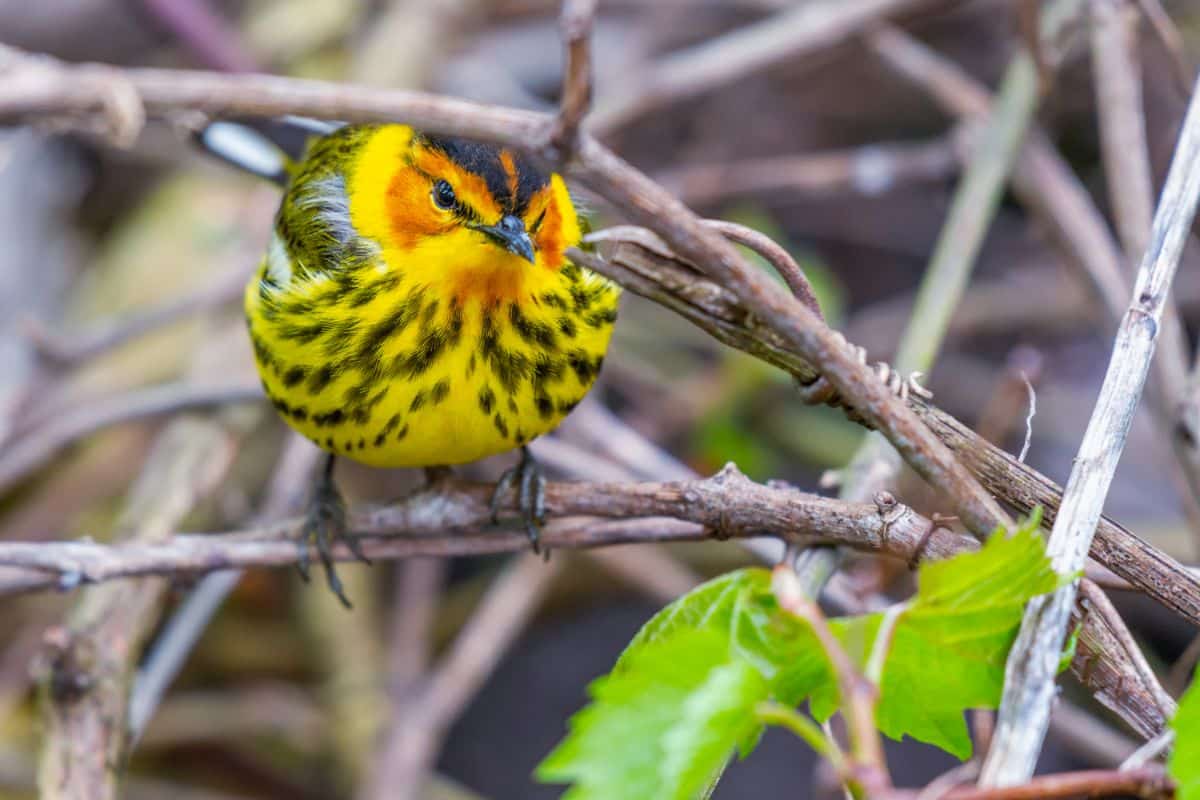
[248,284,613,469]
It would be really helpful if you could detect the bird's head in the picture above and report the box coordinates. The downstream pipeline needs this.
[349,126,581,300]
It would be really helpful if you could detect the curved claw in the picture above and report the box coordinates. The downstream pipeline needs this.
[297,454,368,610]
[491,446,548,556]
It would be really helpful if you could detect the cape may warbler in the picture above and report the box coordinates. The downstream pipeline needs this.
[205,120,619,605]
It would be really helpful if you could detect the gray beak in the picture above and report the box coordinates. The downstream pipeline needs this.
[473,214,536,263]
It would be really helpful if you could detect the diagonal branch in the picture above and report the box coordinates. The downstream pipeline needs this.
[0,468,1174,741]
[573,241,1200,628]
[980,71,1200,786]
[0,44,1010,543]
[549,0,597,159]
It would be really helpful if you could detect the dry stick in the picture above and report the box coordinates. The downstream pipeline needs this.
[797,15,1044,595]
[126,432,319,747]
[549,0,596,158]
[587,0,949,134]
[1091,0,1200,547]
[934,765,1173,800]
[360,557,447,800]
[23,261,247,368]
[772,564,891,797]
[979,72,1200,786]
[575,243,1200,630]
[0,382,263,496]
[0,470,1174,739]
[655,135,959,205]
[36,409,252,800]
[871,21,1200,552]
[1135,0,1194,94]
[0,469,968,589]
[380,554,563,800]
[0,46,1010,542]
[586,219,824,319]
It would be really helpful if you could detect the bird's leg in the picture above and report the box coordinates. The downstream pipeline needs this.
[298,453,371,609]
[423,465,454,487]
[490,446,547,556]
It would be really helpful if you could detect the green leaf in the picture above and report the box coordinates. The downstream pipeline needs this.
[537,628,768,800]
[540,512,1067,800]
[831,513,1066,758]
[620,569,768,664]
[751,513,1065,759]
[1170,666,1200,799]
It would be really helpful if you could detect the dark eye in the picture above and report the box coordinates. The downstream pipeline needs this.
[432,180,457,210]
[529,209,547,233]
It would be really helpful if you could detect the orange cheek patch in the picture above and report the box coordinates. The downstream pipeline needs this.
[530,192,566,270]
[385,168,447,249]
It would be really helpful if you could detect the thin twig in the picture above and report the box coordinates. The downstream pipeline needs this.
[1,469,1175,742]
[0,468,969,592]
[1120,729,1174,771]
[549,0,597,159]
[576,242,1200,629]
[981,71,1200,786]
[586,220,824,320]
[655,135,959,204]
[0,382,263,496]
[903,764,1174,799]
[773,563,891,797]
[23,262,248,369]
[588,0,949,134]
[1135,0,1194,94]
[36,396,255,799]
[0,44,1011,542]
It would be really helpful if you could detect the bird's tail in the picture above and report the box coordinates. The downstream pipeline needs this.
[194,116,341,186]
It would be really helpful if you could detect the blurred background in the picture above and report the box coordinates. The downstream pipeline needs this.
[2,0,1200,798]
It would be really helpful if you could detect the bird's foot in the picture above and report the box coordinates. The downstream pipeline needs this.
[490,446,548,558]
[297,455,371,609]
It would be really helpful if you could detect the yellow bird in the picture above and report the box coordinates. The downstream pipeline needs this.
[203,119,619,605]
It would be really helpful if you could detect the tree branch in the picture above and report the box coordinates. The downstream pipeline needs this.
[573,241,1200,628]
[980,69,1200,786]
[0,43,1011,544]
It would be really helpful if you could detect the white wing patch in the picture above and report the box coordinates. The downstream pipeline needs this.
[265,232,293,285]
[294,173,358,249]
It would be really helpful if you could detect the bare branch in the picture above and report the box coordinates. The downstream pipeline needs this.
[773,563,891,796]
[572,242,1200,628]
[0,382,263,495]
[981,70,1200,787]
[0,469,964,594]
[588,0,951,134]
[896,764,1174,799]
[0,44,1011,542]
[654,135,959,204]
[549,0,597,159]
[1135,0,1194,94]
[36,406,252,800]
[587,220,824,320]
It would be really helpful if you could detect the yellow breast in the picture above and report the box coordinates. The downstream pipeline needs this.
[244,124,618,467]
[246,249,617,467]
